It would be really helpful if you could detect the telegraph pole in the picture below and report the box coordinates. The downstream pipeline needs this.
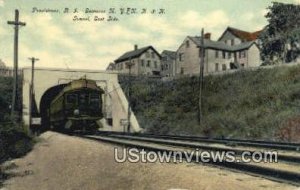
[198,28,205,124]
[126,58,134,132]
[7,10,26,121]
[28,57,39,131]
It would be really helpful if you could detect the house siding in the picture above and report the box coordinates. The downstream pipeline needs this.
[138,49,161,75]
[115,57,139,75]
[176,37,200,75]
[219,31,242,45]
[248,45,261,67]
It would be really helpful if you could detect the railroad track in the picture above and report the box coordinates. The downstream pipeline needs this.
[80,132,300,186]
[98,131,300,151]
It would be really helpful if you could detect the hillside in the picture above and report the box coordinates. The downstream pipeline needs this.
[119,65,300,142]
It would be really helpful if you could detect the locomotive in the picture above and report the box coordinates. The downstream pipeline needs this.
[49,78,104,132]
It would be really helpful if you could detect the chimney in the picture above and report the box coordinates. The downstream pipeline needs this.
[204,33,211,40]
[134,44,138,50]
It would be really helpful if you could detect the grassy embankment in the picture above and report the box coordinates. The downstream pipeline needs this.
[0,76,33,185]
[120,65,300,142]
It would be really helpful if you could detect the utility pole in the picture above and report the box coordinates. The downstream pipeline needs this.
[28,57,39,132]
[198,28,205,125]
[7,9,26,121]
[126,58,134,132]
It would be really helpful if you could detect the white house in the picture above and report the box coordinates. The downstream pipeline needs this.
[114,45,162,76]
[175,27,262,76]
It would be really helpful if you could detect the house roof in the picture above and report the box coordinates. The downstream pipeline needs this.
[161,50,176,60]
[106,63,115,70]
[114,46,161,63]
[189,36,257,52]
[218,26,262,41]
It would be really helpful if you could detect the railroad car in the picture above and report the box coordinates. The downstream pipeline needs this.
[49,78,104,132]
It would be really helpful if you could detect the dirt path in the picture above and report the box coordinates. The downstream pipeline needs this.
[0,132,298,190]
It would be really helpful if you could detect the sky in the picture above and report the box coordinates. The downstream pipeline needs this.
[0,0,299,70]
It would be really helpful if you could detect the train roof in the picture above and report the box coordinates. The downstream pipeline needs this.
[51,79,104,104]
[63,79,104,92]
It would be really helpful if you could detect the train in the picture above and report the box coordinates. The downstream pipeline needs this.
[49,78,104,132]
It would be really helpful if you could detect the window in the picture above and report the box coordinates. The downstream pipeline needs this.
[162,56,167,61]
[146,52,150,58]
[180,67,184,74]
[222,64,227,71]
[151,52,155,58]
[241,64,245,67]
[239,51,242,59]
[154,61,157,68]
[243,51,247,58]
[179,53,184,62]
[215,63,219,72]
[228,52,232,59]
[120,63,123,69]
[141,59,145,67]
[66,94,77,104]
[222,51,226,59]
[147,60,151,67]
[231,39,234,46]
[186,40,190,48]
[89,93,100,108]
[79,94,88,104]
[215,50,219,58]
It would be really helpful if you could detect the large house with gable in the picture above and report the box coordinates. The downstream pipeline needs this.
[175,27,262,76]
[114,45,162,76]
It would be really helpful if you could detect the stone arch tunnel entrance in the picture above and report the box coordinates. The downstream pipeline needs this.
[39,84,67,131]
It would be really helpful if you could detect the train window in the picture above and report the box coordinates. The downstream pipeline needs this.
[66,94,77,104]
[90,93,100,104]
[79,94,88,104]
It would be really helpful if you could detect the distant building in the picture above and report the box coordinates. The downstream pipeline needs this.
[114,45,162,76]
[106,62,116,71]
[175,27,262,76]
[161,50,176,77]
[0,59,15,77]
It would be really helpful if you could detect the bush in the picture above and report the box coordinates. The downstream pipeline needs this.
[0,123,34,164]
[0,76,34,164]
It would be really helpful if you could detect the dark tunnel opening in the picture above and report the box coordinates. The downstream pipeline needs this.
[39,84,67,131]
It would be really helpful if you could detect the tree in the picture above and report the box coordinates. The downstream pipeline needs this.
[259,2,300,64]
